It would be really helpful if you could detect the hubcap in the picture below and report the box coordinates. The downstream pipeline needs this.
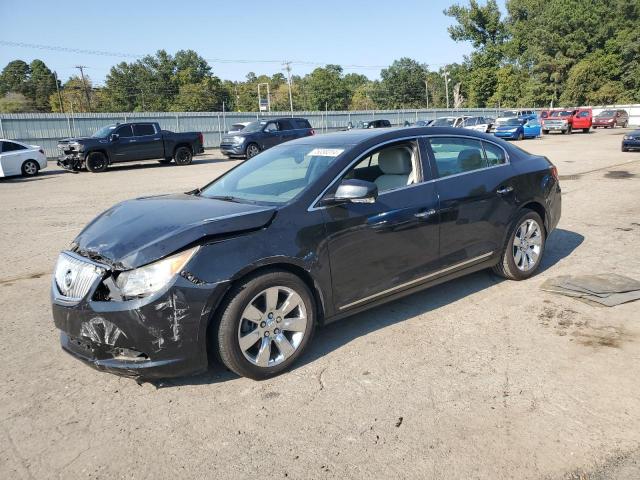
[25,162,37,174]
[513,219,542,271]
[237,286,307,368]
[248,146,258,157]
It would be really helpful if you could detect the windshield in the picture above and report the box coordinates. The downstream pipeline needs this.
[200,143,347,205]
[432,118,455,127]
[240,121,267,133]
[597,110,615,117]
[229,123,247,131]
[503,118,523,126]
[92,125,117,138]
[551,111,573,117]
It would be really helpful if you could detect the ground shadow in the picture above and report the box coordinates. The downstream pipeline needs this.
[155,228,584,388]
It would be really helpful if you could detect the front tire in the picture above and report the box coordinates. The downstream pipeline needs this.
[542,129,549,135]
[245,143,260,159]
[493,210,545,280]
[214,270,316,380]
[174,146,193,165]
[21,160,39,177]
[517,132,524,141]
[85,152,108,173]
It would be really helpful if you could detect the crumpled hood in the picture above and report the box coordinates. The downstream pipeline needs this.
[73,193,276,269]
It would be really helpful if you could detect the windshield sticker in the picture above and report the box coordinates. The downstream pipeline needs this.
[308,148,345,157]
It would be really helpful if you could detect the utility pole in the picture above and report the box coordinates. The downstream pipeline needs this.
[75,65,91,111]
[424,77,429,110]
[283,61,294,116]
[443,68,450,110]
[53,71,65,114]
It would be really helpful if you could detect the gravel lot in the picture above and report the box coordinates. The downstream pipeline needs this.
[1,128,639,479]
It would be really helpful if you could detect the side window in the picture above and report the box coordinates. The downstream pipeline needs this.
[428,137,491,178]
[115,125,133,138]
[265,122,279,132]
[343,140,419,193]
[577,111,589,118]
[293,119,311,129]
[277,120,293,130]
[133,124,156,136]
[1,141,26,152]
[482,142,507,166]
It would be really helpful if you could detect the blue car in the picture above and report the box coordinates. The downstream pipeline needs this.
[494,117,541,140]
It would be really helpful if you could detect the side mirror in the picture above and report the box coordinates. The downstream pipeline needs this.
[110,133,119,142]
[324,179,378,205]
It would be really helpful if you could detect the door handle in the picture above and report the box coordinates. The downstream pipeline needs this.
[496,186,513,195]
[414,208,437,219]
[129,139,137,143]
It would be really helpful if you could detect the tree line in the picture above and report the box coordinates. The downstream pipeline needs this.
[1,0,638,114]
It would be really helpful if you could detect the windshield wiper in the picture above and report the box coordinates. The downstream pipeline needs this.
[185,187,201,196]
[206,195,245,203]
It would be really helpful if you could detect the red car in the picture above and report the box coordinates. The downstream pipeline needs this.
[542,108,592,135]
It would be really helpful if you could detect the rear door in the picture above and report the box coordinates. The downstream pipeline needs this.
[132,123,164,160]
[321,138,440,311]
[110,124,136,162]
[425,136,517,266]
[0,141,29,176]
[276,119,297,144]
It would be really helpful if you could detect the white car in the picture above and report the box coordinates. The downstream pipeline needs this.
[228,122,251,133]
[0,139,47,177]
[460,116,494,133]
[431,116,470,128]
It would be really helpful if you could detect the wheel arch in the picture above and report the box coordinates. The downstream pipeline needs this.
[173,143,193,156]
[519,200,548,233]
[84,149,110,164]
[203,260,328,363]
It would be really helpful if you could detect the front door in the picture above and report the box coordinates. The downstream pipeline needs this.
[260,121,282,150]
[321,139,440,311]
[110,124,136,162]
[424,136,517,266]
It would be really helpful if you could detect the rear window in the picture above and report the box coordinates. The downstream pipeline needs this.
[133,124,156,136]
[293,119,312,129]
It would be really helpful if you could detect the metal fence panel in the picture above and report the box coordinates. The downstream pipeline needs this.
[1,105,638,158]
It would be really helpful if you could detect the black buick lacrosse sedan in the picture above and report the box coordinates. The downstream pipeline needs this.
[52,127,561,380]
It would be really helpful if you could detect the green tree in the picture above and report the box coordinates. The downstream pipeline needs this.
[27,60,57,111]
[378,58,428,108]
[171,77,225,111]
[0,60,31,97]
[304,65,349,110]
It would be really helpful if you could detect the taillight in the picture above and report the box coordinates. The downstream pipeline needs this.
[39,149,45,155]
[310,129,316,136]
[550,165,558,181]
[198,132,203,145]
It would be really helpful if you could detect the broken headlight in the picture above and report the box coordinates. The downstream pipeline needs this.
[115,247,199,299]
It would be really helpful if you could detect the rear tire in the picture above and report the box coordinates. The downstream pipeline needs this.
[214,270,316,380]
[21,160,39,177]
[493,210,546,281]
[85,152,108,173]
[174,146,193,165]
[517,132,524,141]
[542,129,549,135]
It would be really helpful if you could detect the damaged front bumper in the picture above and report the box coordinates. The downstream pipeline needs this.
[57,152,83,171]
[51,255,228,379]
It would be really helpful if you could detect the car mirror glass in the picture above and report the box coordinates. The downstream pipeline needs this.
[324,179,378,206]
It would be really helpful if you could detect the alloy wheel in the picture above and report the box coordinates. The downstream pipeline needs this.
[23,161,38,175]
[247,144,259,158]
[237,286,307,367]
[512,219,542,271]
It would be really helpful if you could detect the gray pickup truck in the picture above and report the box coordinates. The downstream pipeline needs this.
[58,122,204,172]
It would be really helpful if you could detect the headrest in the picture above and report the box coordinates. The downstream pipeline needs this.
[457,149,484,171]
[378,147,412,174]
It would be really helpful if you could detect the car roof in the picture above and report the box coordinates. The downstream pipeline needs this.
[282,126,511,148]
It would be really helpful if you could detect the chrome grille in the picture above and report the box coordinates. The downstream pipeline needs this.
[54,252,105,301]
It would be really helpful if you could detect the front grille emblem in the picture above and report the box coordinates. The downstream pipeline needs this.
[63,268,75,291]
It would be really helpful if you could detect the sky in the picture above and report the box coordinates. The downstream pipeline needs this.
[0,0,501,85]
